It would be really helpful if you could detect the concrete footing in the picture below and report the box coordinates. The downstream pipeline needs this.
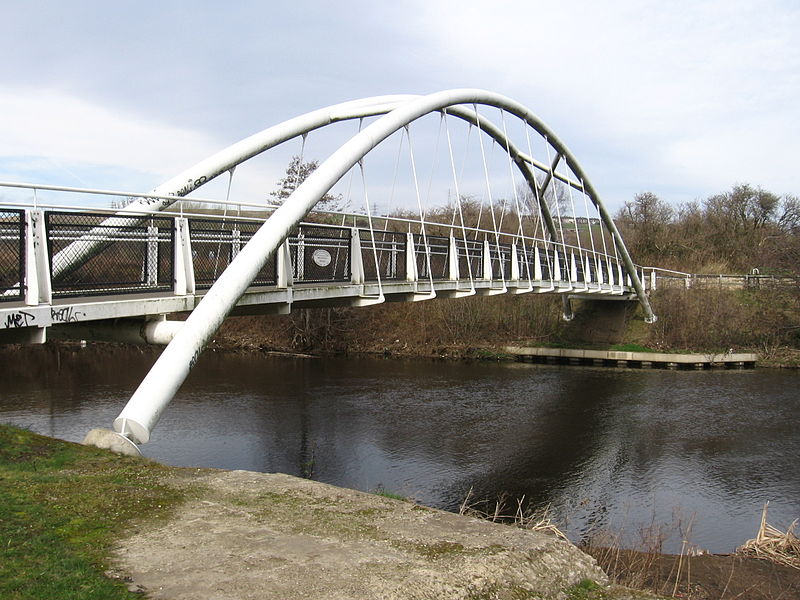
[83,428,141,456]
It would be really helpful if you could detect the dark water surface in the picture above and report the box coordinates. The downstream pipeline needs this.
[2,346,798,553]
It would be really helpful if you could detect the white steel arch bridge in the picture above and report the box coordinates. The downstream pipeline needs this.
[0,89,657,451]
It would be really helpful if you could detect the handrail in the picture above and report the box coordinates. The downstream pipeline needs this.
[0,184,634,270]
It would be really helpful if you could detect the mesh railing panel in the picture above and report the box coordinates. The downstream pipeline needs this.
[488,242,513,280]
[553,248,570,281]
[359,229,406,281]
[413,234,449,280]
[573,253,586,282]
[188,218,276,289]
[535,246,554,280]
[47,212,174,297]
[455,238,483,280]
[291,225,350,283]
[515,245,540,280]
[0,210,24,301]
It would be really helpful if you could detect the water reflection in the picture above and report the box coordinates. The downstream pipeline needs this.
[1,346,797,553]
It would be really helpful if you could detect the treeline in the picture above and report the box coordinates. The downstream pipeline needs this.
[210,177,800,359]
[615,184,800,275]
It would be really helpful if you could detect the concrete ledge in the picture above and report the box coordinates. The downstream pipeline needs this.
[112,470,610,600]
[505,346,758,369]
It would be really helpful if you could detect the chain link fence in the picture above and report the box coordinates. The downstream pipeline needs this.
[290,225,351,283]
[0,210,24,301]
[47,212,174,297]
[188,218,277,288]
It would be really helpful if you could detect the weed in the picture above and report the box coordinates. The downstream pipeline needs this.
[371,484,408,502]
[564,579,607,600]
[608,343,655,353]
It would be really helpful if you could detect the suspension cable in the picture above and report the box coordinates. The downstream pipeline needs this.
[211,166,236,280]
[443,109,476,290]
[524,125,554,286]
[474,104,506,286]
[406,123,435,294]
[501,110,533,285]
[561,158,587,288]
[543,137,571,284]
[580,177,599,283]
[358,158,384,301]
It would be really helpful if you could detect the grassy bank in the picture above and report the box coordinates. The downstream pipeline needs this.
[0,424,190,599]
[0,425,625,599]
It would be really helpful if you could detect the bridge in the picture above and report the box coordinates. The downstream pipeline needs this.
[0,89,656,452]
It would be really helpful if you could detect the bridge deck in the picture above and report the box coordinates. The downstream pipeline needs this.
[1,206,640,344]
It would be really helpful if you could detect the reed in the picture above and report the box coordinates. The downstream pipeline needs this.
[737,502,800,570]
[458,488,567,540]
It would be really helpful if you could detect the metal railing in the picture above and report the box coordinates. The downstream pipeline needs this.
[0,210,24,302]
[46,211,174,297]
[0,181,643,309]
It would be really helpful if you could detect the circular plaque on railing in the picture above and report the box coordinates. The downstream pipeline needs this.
[312,248,332,267]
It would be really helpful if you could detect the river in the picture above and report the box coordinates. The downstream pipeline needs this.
[1,344,798,554]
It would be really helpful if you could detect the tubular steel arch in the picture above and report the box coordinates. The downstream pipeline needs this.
[113,89,655,446]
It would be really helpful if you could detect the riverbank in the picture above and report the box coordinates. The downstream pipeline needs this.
[1,424,645,600]
[3,424,799,599]
[206,286,800,368]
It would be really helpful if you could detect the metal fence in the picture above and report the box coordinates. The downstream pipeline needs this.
[455,238,483,279]
[414,234,450,280]
[0,210,24,302]
[488,242,513,280]
[360,229,406,281]
[0,205,642,301]
[290,225,351,283]
[189,218,277,288]
[47,212,174,297]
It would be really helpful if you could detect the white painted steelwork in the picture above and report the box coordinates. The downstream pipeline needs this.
[105,89,653,445]
[0,89,658,446]
[1,199,635,345]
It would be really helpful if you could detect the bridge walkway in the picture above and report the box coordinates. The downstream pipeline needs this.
[1,206,641,345]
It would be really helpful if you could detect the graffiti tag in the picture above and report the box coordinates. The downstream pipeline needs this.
[51,307,85,324]
[5,311,35,328]
[188,348,201,370]
[175,176,208,197]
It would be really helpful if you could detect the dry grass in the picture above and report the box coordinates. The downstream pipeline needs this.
[458,488,567,540]
[580,516,703,595]
[737,503,800,570]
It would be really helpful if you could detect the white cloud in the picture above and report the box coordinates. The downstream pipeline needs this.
[411,0,800,199]
[0,86,221,187]
[2,1,798,212]
[0,86,296,205]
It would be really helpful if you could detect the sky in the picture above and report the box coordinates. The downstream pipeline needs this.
[1,0,798,213]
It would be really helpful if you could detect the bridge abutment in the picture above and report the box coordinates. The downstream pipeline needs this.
[559,297,638,345]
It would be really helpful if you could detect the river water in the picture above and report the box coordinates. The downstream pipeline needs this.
[1,345,798,553]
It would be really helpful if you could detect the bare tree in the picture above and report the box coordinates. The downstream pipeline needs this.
[269,155,345,211]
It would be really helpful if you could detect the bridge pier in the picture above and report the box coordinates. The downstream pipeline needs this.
[561,296,574,321]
